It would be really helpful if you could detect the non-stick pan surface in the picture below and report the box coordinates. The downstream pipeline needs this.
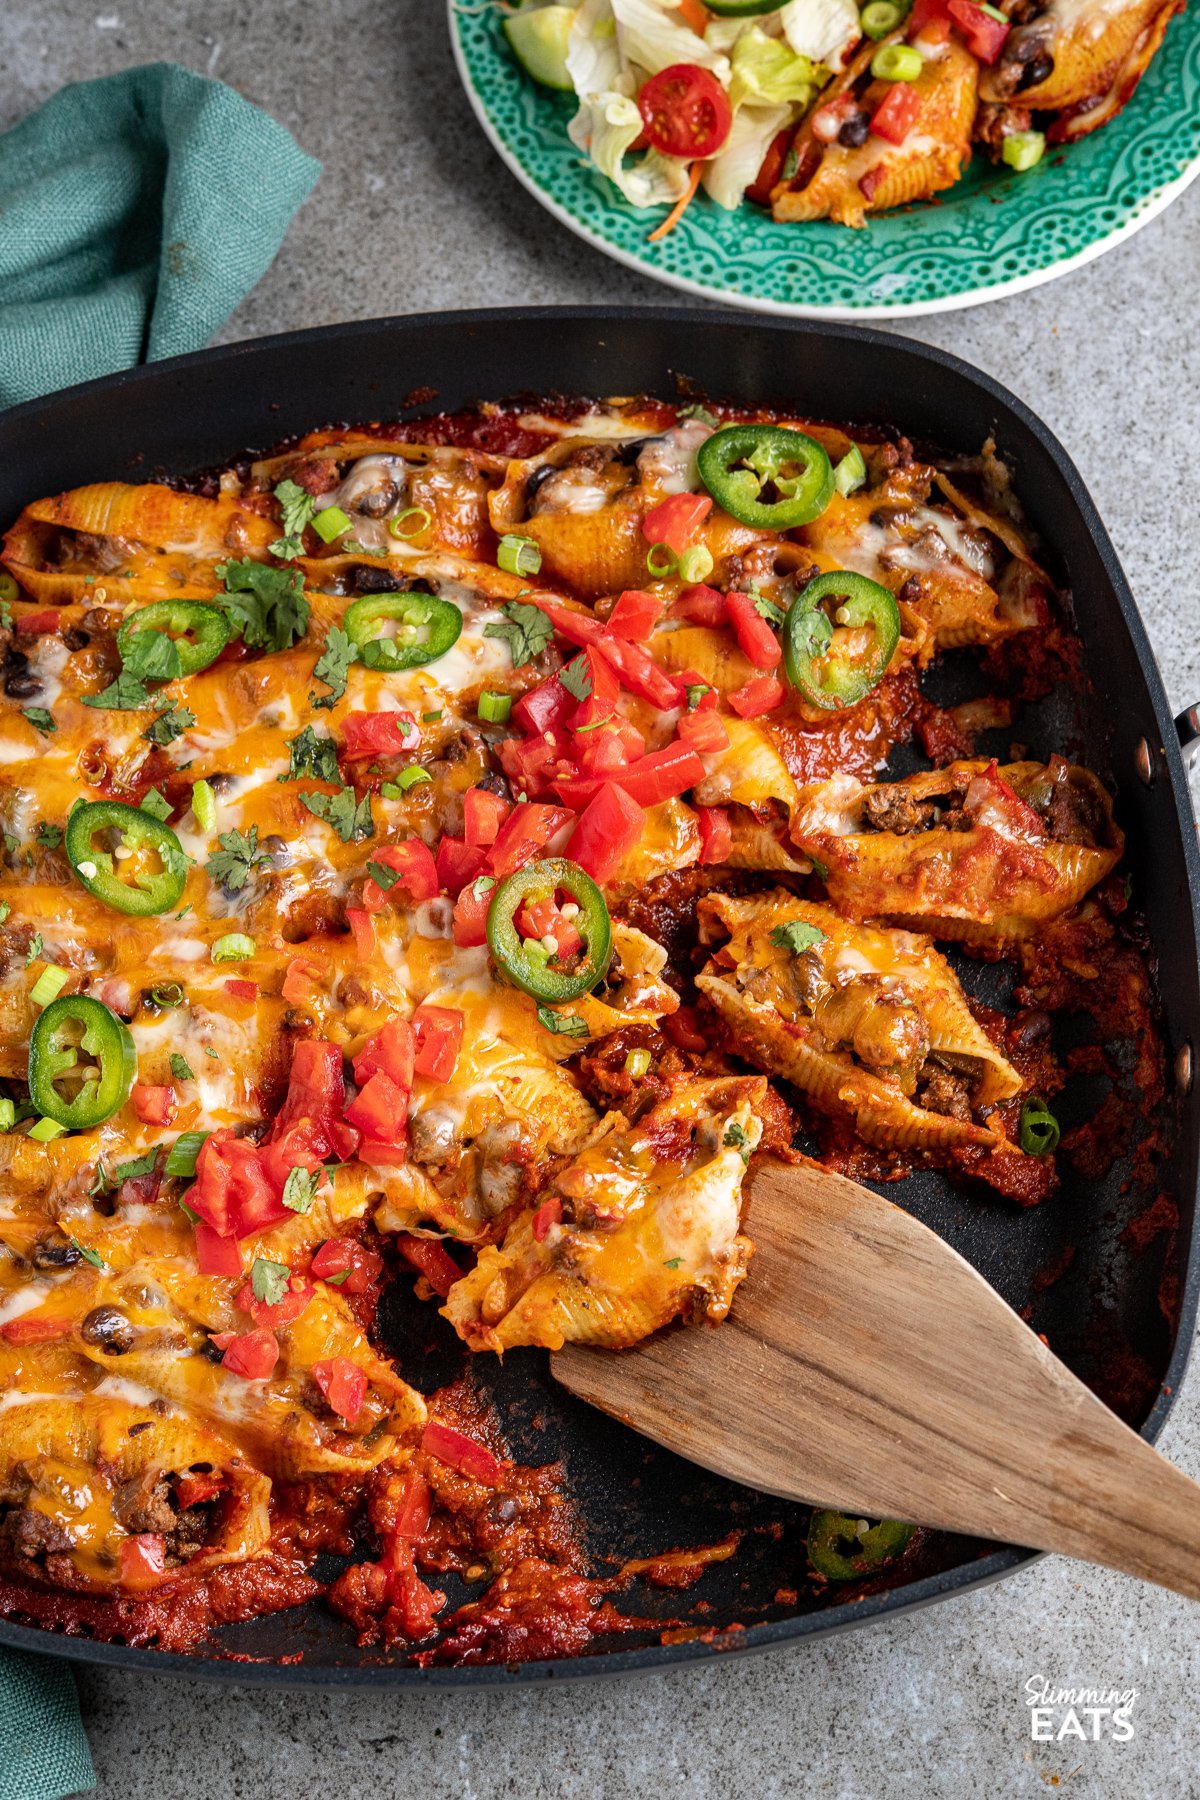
[1,309,1197,1686]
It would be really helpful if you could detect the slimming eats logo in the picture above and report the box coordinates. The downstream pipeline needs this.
[1024,1675,1137,1742]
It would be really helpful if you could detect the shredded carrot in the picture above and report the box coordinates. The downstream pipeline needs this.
[647,162,703,242]
[677,0,709,34]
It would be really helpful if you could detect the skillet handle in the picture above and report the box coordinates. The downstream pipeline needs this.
[1175,706,1200,769]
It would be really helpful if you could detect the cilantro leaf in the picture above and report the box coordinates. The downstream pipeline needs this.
[22,708,55,735]
[281,725,340,784]
[34,823,61,849]
[139,787,172,822]
[310,625,354,710]
[269,479,316,559]
[663,1256,683,1269]
[169,1053,194,1082]
[366,858,402,891]
[82,671,156,711]
[206,826,269,893]
[748,582,786,628]
[24,933,43,966]
[536,1005,588,1037]
[300,787,374,844]
[0,600,11,632]
[114,1148,160,1183]
[122,627,182,684]
[678,404,718,426]
[250,1257,292,1307]
[685,683,711,711]
[769,920,827,955]
[70,1237,105,1270]
[216,559,309,653]
[471,874,496,902]
[144,704,195,746]
[723,1121,751,1164]
[558,654,591,702]
[282,1166,320,1214]
[484,600,554,670]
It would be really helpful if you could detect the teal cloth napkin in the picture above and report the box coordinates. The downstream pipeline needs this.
[0,61,321,408]
[0,1647,94,1799]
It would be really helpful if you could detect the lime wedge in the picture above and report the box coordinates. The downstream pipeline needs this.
[503,4,576,91]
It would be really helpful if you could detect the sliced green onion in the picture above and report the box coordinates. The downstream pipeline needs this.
[646,543,677,580]
[0,573,18,604]
[976,1,1007,18]
[379,781,403,800]
[860,0,905,35]
[192,779,216,833]
[871,42,923,79]
[312,505,352,543]
[624,1047,651,1079]
[422,710,443,723]
[1018,1098,1060,1156]
[393,765,433,792]
[150,983,185,1008]
[678,544,715,584]
[165,1130,209,1179]
[388,507,432,540]
[497,534,542,577]
[0,1099,14,1131]
[30,965,68,1008]
[1002,130,1046,172]
[212,933,255,964]
[834,446,868,496]
[29,1115,67,1141]
[478,691,514,724]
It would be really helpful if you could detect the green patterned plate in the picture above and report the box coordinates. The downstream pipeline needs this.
[449,0,1200,316]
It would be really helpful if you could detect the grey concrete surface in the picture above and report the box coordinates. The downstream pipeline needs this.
[3,1,1200,1794]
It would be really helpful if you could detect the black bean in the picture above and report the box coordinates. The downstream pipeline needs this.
[4,672,42,700]
[32,1237,82,1270]
[80,1306,136,1354]
[525,462,558,502]
[838,113,871,150]
[62,628,90,652]
[1020,53,1055,86]
[352,565,399,595]
[355,484,398,518]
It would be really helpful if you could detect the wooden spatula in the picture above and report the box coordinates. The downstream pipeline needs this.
[552,1158,1200,1600]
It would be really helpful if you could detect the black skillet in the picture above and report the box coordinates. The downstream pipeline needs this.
[1,307,1198,1687]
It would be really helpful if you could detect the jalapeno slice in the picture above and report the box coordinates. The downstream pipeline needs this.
[117,601,231,678]
[697,425,834,530]
[782,570,900,711]
[65,800,188,916]
[705,0,788,12]
[343,592,463,672]
[807,1510,915,1581]
[28,995,137,1130]
[486,858,612,1004]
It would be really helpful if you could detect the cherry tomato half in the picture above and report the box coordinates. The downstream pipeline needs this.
[637,64,733,160]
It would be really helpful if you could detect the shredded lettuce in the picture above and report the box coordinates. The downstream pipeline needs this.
[566,0,625,101]
[701,102,793,211]
[609,0,730,79]
[568,90,693,208]
[777,0,861,69]
[729,28,824,109]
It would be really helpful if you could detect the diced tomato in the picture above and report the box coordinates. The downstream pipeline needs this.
[269,1040,357,1163]
[393,1470,432,1540]
[498,732,575,801]
[964,760,1046,838]
[516,898,584,960]
[566,645,621,734]
[729,674,786,717]
[232,1181,293,1242]
[945,0,1009,58]
[119,1533,166,1587]
[724,591,783,669]
[397,1234,462,1298]
[173,1471,224,1509]
[412,1006,463,1083]
[671,584,728,627]
[281,956,322,1005]
[311,1237,384,1295]
[914,12,953,39]
[17,610,61,635]
[435,835,487,897]
[218,1327,279,1381]
[353,1017,416,1093]
[313,1356,368,1423]
[235,1271,314,1328]
[194,1223,244,1278]
[600,636,684,711]
[186,1133,285,1239]
[642,493,712,557]
[0,1315,72,1344]
[567,782,645,883]
[486,802,574,877]
[532,1195,562,1241]
[870,83,923,146]
[746,123,793,208]
[224,979,258,1002]
[611,743,706,809]
[344,1070,408,1143]
[664,1003,707,1053]
[512,675,574,737]
[132,1083,175,1127]
[383,1537,445,1635]
[421,1420,504,1487]
[463,787,510,848]
[606,590,661,641]
[346,907,375,959]
[341,710,420,759]
[357,1139,409,1168]
[908,0,951,29]
[363,838,439,910]
[677,707,730,756]
[452,875,493,948]
[530,596,605,648]
[697,806,733,865]
[552,773,604,812]
[577,715,645,778]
